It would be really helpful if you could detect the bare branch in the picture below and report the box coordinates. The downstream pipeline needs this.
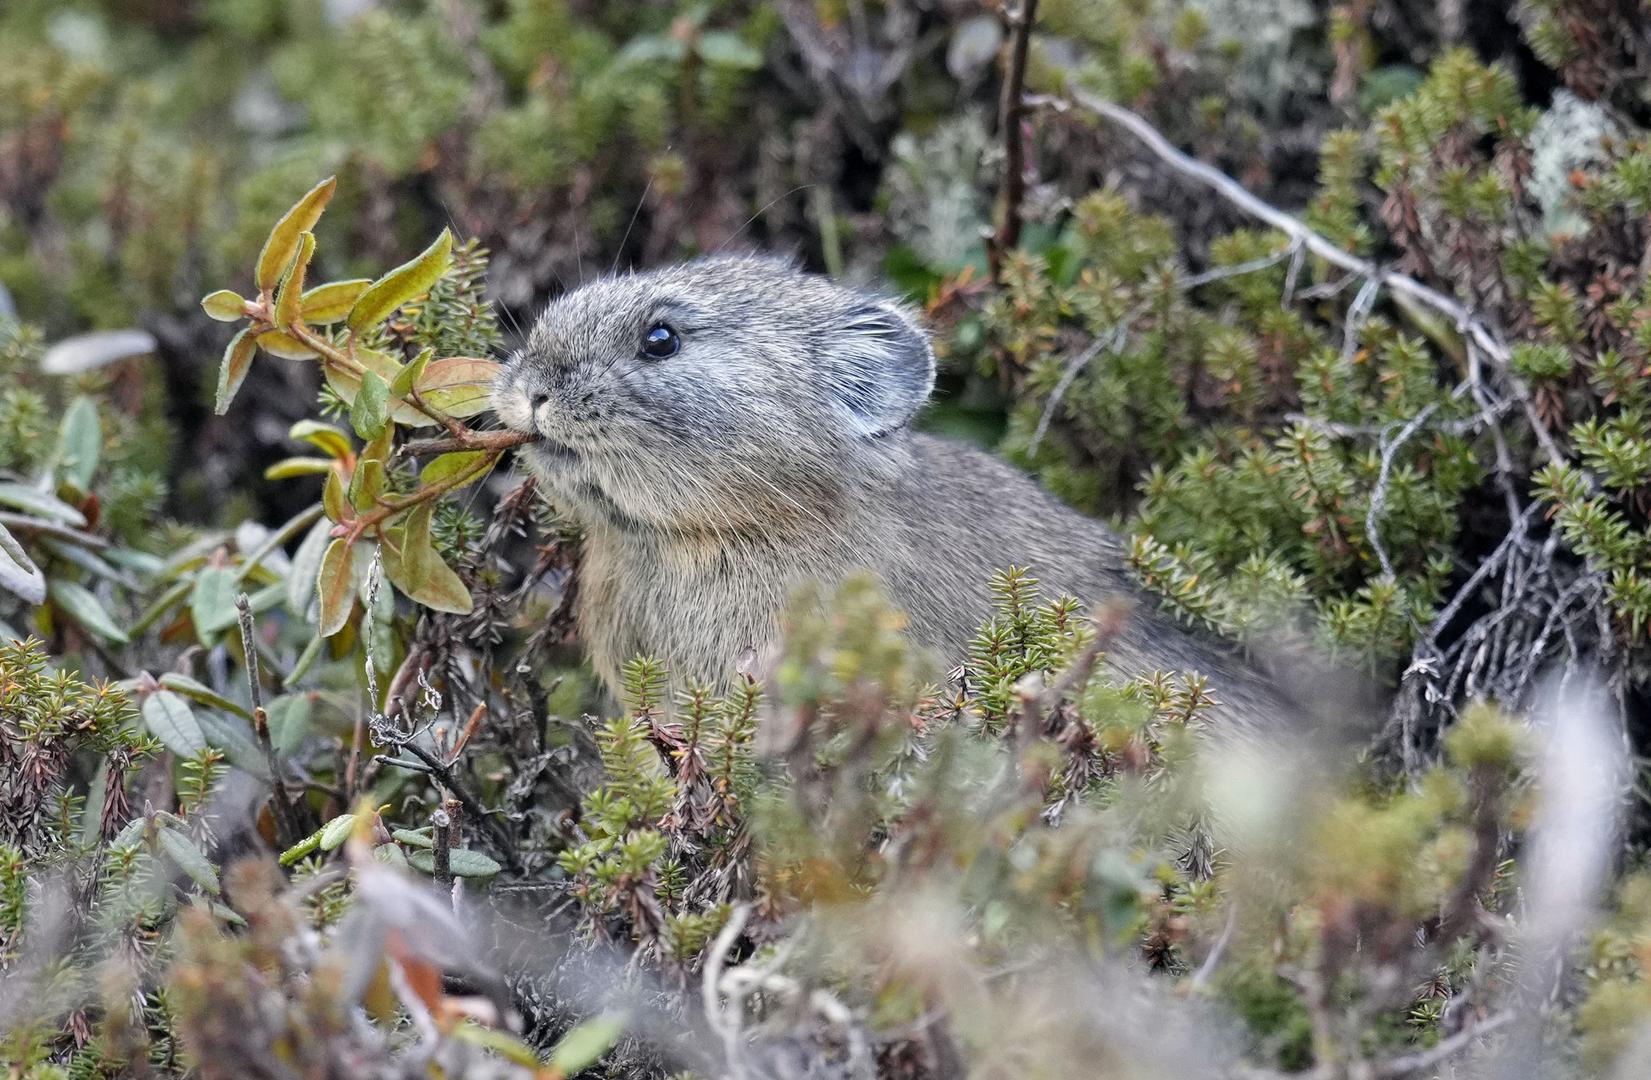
[398,429,536,458]
[704,903,753,1079]
[1365,400,1444,580]
[236,592,303,847]
[1027,241,1300,454]
[988,0,1040,276]
[1028,316,1134,454]
[1370,1011,1514,1078]
[1033,89,1565,465]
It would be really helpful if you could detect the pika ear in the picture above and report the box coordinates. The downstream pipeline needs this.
[822,301,936,438]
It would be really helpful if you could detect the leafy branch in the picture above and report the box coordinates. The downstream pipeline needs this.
[200,176,537,634]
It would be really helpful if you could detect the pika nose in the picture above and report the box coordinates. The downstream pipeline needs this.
[529,391,549,413]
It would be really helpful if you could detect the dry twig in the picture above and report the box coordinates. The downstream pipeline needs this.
[988,0,1039,277]
[236,592,303,847]
[1030,89,1566,467]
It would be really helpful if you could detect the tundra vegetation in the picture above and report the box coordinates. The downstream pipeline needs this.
[2,1,1651,1077]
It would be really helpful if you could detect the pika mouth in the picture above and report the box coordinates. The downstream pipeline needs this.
[527,436,580,466]
[498,384,574,458]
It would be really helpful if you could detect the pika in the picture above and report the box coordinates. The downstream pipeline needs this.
[493,256,1294,725]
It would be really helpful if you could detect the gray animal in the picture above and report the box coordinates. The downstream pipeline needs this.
[493,256,1295,725]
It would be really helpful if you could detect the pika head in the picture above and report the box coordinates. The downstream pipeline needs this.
[493,256,936,535]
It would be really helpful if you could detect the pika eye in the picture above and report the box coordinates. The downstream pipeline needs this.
[640,322,680,360]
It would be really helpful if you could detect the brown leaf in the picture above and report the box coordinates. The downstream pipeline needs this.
[316,537,355,637]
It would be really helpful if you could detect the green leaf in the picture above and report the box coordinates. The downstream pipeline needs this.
[209,901,248,927]
[412,357,500,420]
[201,289,248,322]
[350,370,391,440]
[360,422,394,467]
[346,229,454,335]
[256,329,319,360]
[379,537,414,599]
[617,34,687,65]
[316,537,356,637]
[374,843,409,869]
[450,1024,541,1066]
[285,633,325,688]
[0,482,87,526]
[319,813,358,852]
[256,176,337,294]
[264,456,335,480]
[300,279,373,324]
[391,827,434,848]
[420,450,493,491]
[274,231,316,331]
[401,502,437,591]
[245,581,284,616]
[447,848,502,877]
[407,847,502,879]
[143,690,207,756]
[267,693,313,756]
[156,534,222,579]
[287,514,332,619]
[39,538,133,589]
[549,1014,626,1074]
[289,420,354,460]
[323,348,404,408]
[40,329,156,374]
[389,346,433,399]
[0,522,45,605]
[190,566,240,638]
[195,712,272,780]
[111,815,149,851]
[102,548,165,576]
[279,823,326,866]
[216,328,259,415]
[159,672,252,719]
[398,548,473,615]
[57,396,101,490]
[130,578,191,637]
[158,825,221,895]
[48,579,130,644]
[323,467,351,525]
[697,30,763,69]
[349,458,387,512]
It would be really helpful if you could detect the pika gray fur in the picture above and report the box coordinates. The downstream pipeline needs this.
[494,255,1296,725]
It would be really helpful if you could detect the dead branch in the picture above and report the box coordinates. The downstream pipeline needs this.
[1027,241,1302,453]
[1365,400,1445,579]
[1031,89,1566,466]
[236,592,303,847]
[988,0,1039,277]
[1370,1011,1513,1078]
